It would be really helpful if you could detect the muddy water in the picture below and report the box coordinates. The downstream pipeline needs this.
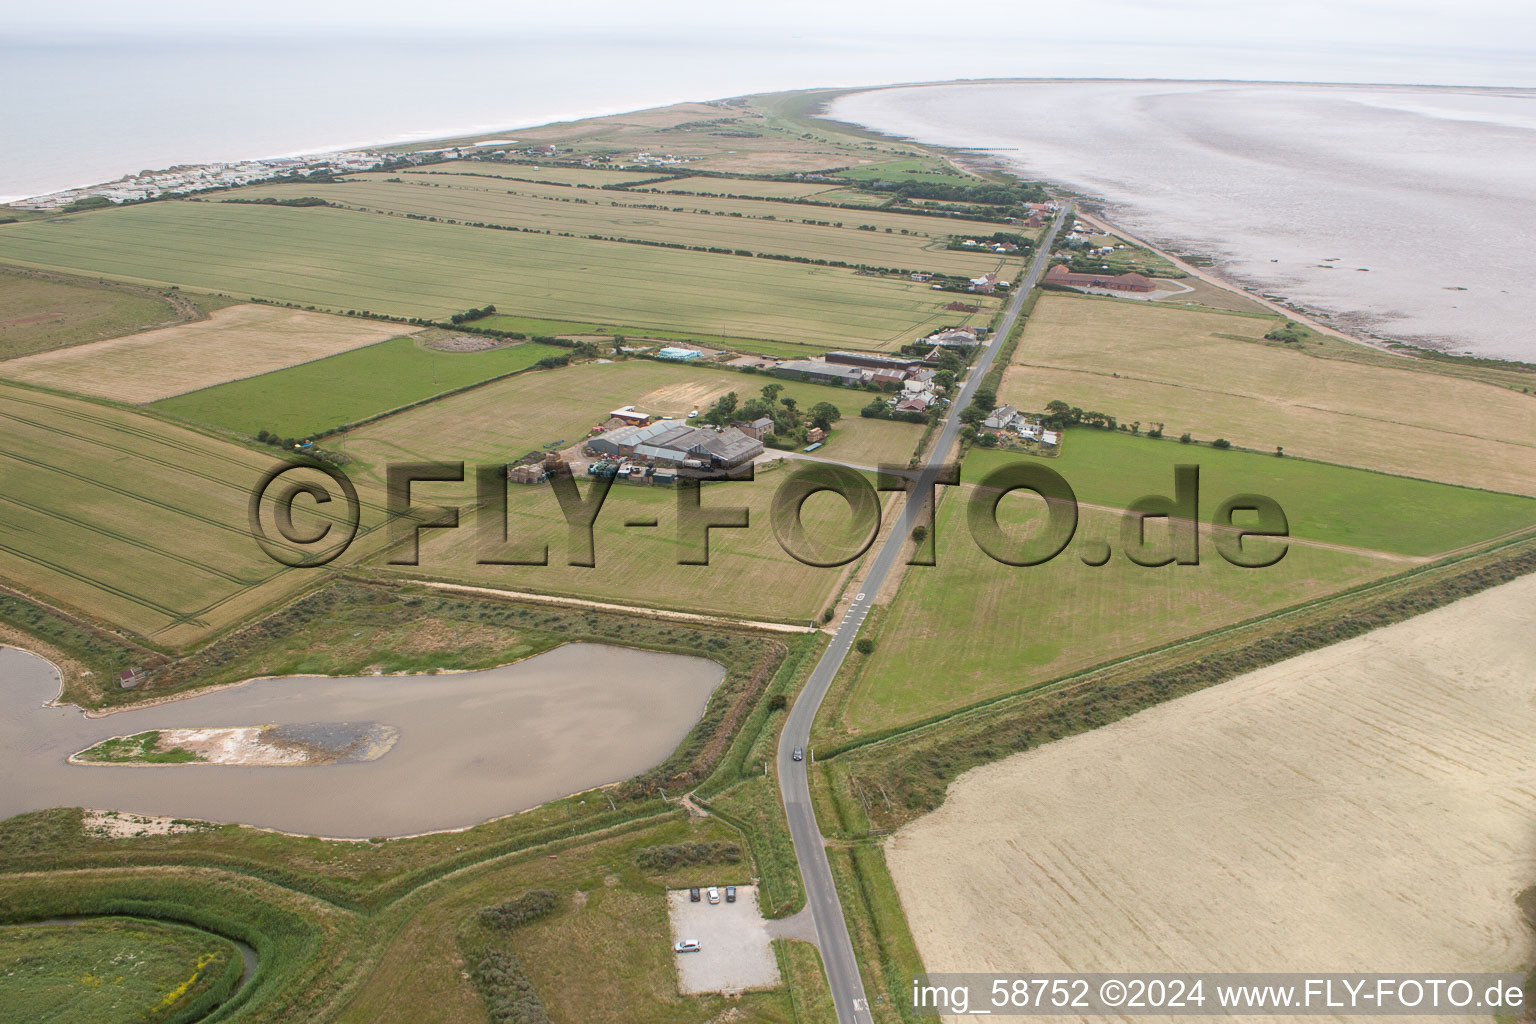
[0,643,723,838]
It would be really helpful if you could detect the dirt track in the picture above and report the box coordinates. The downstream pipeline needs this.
[888,572,1536,1022]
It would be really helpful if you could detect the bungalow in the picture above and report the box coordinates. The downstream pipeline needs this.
[1044,264,1154,292]
[894,396,932,413]
[909,272,933,282]
[969,272,998,294]
[981,404,1024,433]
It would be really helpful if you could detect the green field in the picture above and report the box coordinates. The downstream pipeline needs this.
[827,434,1535,734]
[0,202,977,349]
[0,267,187,360]
[154,335,568,437]
[221,174,1014,276]
[0,917,239,1024]
[831,158,978,185]
[1047,429,1536,557]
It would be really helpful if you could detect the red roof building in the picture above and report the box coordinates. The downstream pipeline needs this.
[1045,265,1155,292]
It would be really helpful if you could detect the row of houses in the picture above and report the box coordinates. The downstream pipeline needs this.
[586,421,764,468]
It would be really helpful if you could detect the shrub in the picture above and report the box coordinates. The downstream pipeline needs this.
[1212,438,1232,449]
[1179,432,1193,444]
[855,637,875,655]
[478,889,559,931]
[470,949,550,1024]
[634,841,742,871]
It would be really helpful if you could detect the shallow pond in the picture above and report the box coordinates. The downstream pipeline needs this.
[0,643,723,837]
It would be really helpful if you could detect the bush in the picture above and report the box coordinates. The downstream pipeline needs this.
[854,637,875,655]
[634,841,742,871]
[1179,432,1193,444]
[1212,438,1232,449]
[478,889,559,931]
[470,949,550,1024]
[767,693,788,711]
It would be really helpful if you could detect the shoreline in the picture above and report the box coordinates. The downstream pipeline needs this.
[817,85,1532,366]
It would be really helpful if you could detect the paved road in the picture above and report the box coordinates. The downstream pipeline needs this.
[775,205,1070,1023]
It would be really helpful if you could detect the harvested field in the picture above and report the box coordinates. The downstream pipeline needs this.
[0,304,409,402]
[407,163,663,187]
[0,382,389,647]
[887,573,1536,1023]
[340,359,920,486]
[1002,294,1536,495]
[641,177,842,199]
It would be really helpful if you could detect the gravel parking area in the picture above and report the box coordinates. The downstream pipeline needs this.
[666,885,781,994]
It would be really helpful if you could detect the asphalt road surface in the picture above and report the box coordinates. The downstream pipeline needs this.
[775,206,1070,1023]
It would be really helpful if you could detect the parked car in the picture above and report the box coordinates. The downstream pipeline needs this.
[689,887,700,902]
[792,747,804,762]
[707,886,720,904]
[674,939,701,953]
[726,885,737,903]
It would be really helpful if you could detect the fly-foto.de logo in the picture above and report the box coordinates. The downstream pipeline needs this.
[248,459,1289,570]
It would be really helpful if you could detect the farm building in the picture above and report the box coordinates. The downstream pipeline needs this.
[736,416,775,440]
[656,347,703,362]
[608,405,651,426]
[587,421,676,457]
[924,327,981,349]
[773,359,871,386]
[825,351,926,373]
[1044,264,1155,292]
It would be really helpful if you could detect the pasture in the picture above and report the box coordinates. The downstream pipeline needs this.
[833,437,1534,733]
[1002,294,1536,495]
[0,202,974,349]
[831,158,977,185]
[0,917,240,1024]
[1049,429,1536,557]
[0,267,188,360]
[886,573,1536,995]
[1,304,411,403]
[0,382,388,647]
[224,174,1015,276]
[153,334,568,437]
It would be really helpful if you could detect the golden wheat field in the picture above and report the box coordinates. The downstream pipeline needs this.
[0,304,410,402]
[887,572,1536,1023]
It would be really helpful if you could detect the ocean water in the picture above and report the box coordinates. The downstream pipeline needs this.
[832,81,1536,360]
[7,33,1534,205]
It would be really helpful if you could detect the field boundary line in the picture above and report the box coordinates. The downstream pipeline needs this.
[410,580,817,634]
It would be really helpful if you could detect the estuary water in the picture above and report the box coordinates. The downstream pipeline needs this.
[0,643,723,837]
[832,81,1536,361]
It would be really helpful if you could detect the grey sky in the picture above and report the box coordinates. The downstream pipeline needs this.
[9,0,1535,54]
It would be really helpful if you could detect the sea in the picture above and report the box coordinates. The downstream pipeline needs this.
[832,81,1536,360]
[6,34,1536,359]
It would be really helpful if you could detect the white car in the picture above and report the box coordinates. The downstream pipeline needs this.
[707,886,720,904]
[674,939,701,953]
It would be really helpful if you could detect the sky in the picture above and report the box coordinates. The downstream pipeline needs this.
[9,0,1536,56]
